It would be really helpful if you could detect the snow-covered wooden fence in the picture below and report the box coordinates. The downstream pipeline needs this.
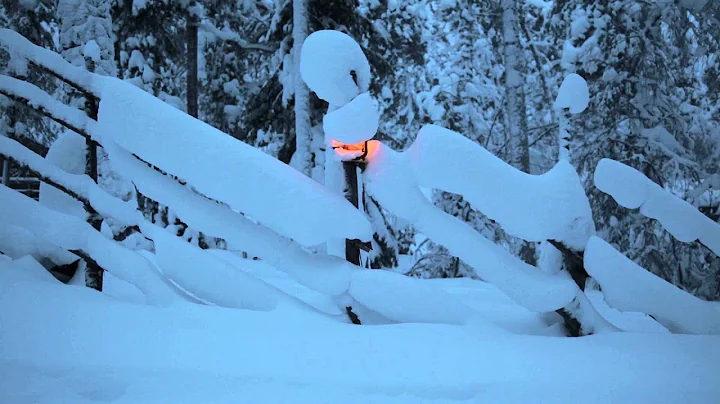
[1,28,718,337]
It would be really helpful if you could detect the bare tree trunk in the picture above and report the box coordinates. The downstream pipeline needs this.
[292,0,313,176]
[502,0,535,265]
[186,14,199,118]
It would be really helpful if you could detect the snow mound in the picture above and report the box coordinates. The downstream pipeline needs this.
[95,75,372,247]
[407,125,595,249]
[149,227,280,311]
[349,269,501,328]
[323,92,379,144]
[585,236,720,335]
[2,260,720,403]
[364,141,577,313]
[554,73,589,113]
[300,30,370,106]
[594,158,720,255]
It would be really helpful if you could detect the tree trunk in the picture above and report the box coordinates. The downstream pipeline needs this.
[292,0,313,176]
[186,14,199,118]
[1,156,9,186]
[502,0,535,265]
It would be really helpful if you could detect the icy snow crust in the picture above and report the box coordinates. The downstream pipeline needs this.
[407,125,595,250]
[595,158,720,255]
[95,75,372,247]
[585,237,720,335]
[364,138,578,312]
[2,259,720,403]
[300,30,371,106]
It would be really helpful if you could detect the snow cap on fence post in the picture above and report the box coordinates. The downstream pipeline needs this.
[300,30,379,148]
[554,73,589,161]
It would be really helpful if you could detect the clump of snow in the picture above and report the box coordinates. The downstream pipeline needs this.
[300,30,370,106]
[585,236,720,335]
[40,131,87,219]
[554,73,589,113]
[364,140,577,313]
[594,158,720,255]
[323,92,379,144]
[82,40,101,63]
[641,126,685,155]
[406,125,595,249]
[95,75,372,247]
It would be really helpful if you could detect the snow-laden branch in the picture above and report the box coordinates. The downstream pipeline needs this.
[198,22,273,52]
[95,75,372,247]
[0,74,96,139]
[585,236,720,335]
[594,159,720,256]
[406,125,595,250]
[0,28,98,98]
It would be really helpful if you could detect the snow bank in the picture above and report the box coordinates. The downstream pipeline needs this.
[364,141,577,312]
[406,125,595,249]
[554,73,589,113]
[95,75,371,247]
[594,158,720,255]
[300,30,370,106]
[2,267,719,403]
[323,92,379,144]
[0,185,175,306]
[585,236,720,335]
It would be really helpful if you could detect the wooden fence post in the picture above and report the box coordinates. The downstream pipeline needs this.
[83,56,104,291]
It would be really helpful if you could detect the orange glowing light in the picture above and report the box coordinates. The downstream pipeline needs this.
[331,139,381,161]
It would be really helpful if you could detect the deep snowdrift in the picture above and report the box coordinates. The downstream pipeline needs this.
[1,255,719,403]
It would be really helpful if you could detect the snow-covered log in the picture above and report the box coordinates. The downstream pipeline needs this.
[585,236,720,335]
[594,158,720,256]
[0,74,96,139]
[406,124,595,250]
[364,140,577,313]
[0,28,97,97]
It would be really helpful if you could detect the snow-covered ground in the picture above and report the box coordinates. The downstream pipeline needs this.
[2,254,718,403]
